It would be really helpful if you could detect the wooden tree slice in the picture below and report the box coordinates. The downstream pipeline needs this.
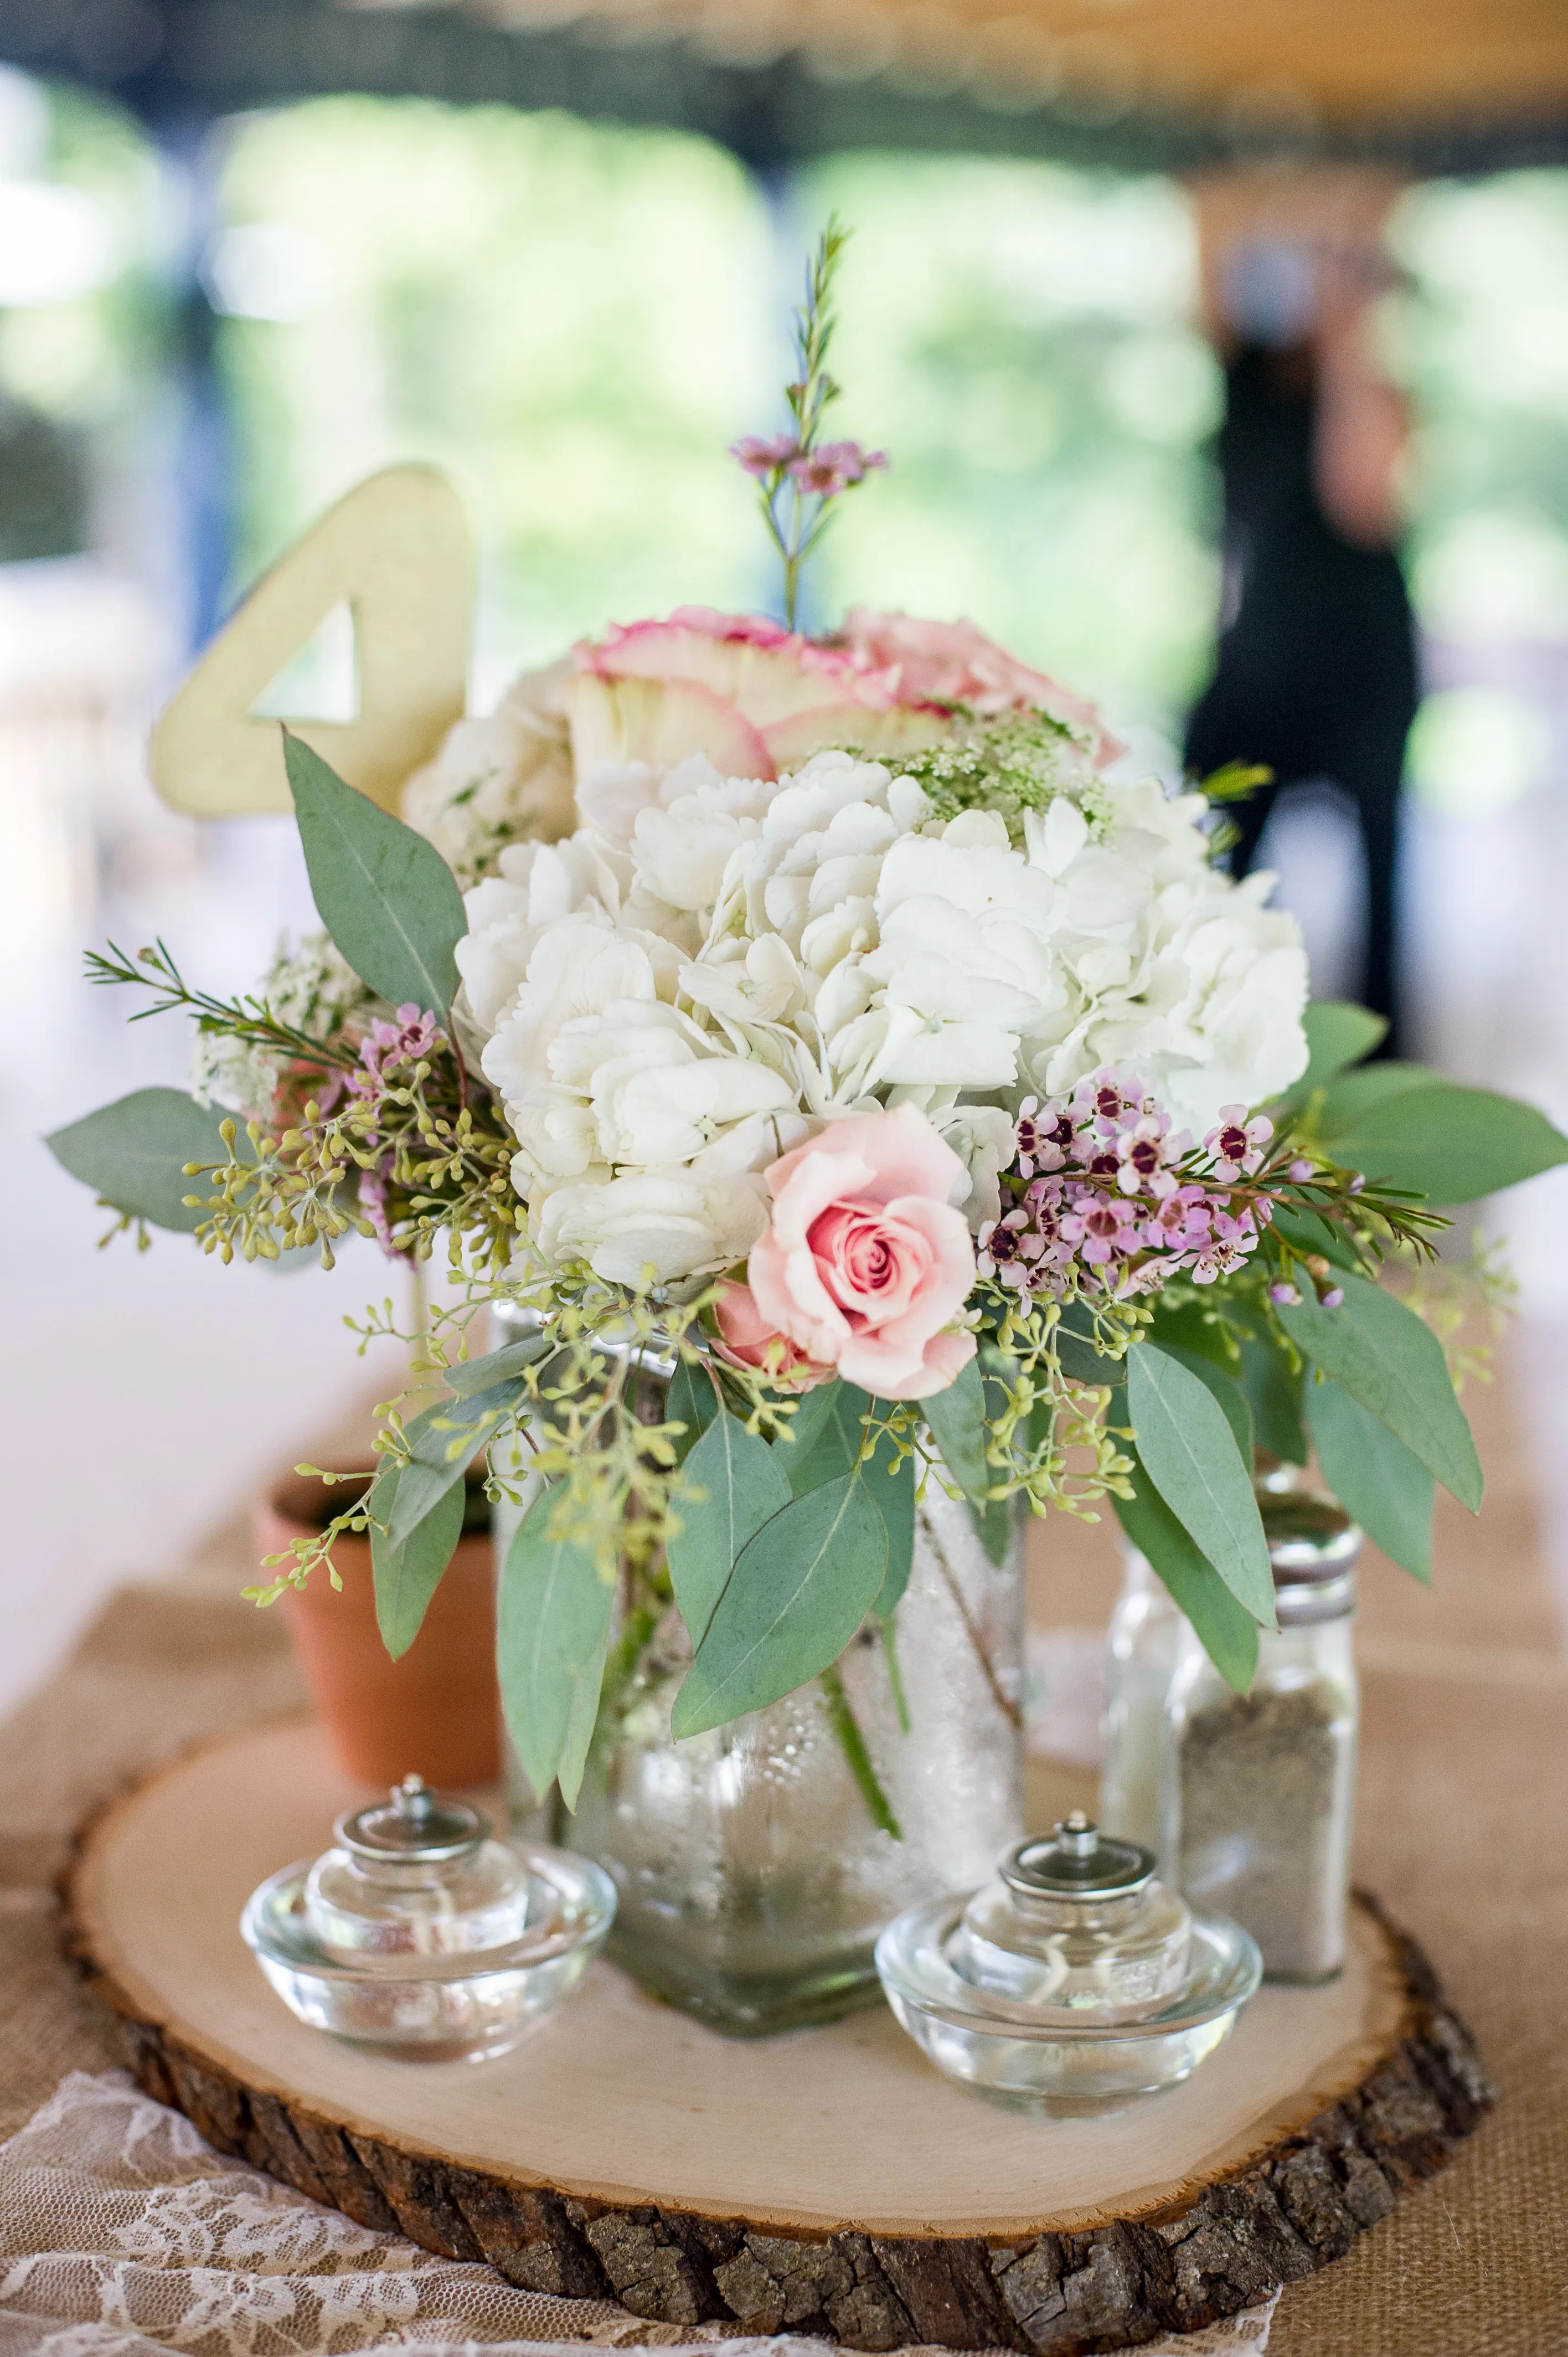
[63,1721,1492,2355]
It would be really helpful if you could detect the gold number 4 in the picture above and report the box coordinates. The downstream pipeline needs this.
[151,464,472,817]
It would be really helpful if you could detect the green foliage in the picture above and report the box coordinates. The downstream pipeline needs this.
[1237,1331,1309,1466]
[1112,1451,1260,1694]
[1304,1377,1434,1583]
[667,1357,720,1463]
[1317,1077,1568,1206]
[783,1377,866,1494]
[370,1465,466,1659]
[386,1380,522,1551]
[667,1409,791,1650]
[1277,1272,1483,1512]
[1126,1344,1274,1624]
[922,1357,990,1501]
[870,1444,917,1619]
[45,1087,252,1233]
[1296,1001,1389,1092]
[498,1482,615,1808]
[285,734,467,1018]
[1156,1342,1253,1460]
[441,1329,553,1396]
[672,1473,888,1738]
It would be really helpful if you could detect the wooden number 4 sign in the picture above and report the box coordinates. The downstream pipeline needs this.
[151,465,473,817]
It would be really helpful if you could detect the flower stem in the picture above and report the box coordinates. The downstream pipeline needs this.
[819,1660,902,1840]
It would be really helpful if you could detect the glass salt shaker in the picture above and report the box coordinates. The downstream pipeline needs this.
[1100,1547,1184,1862]
[1164,1493,1361,1983]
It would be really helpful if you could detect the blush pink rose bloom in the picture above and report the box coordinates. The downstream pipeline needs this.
[711,1279,833,1392]
[839,608,1125,765]
[746,1105,977,1401]
[567,608,954,784]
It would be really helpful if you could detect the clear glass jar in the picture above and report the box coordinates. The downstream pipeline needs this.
[1099,1548,1184,1863]
[1164,1496,1361,1983]
[488,1312,1024,2034]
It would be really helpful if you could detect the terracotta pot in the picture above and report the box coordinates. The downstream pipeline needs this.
[259,1469,501,1787]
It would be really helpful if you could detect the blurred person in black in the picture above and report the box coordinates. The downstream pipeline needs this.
[1184,208,1416,1053]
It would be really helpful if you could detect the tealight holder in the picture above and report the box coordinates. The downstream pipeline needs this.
[875,1812,1259,2115]
[241,1774,615,2061]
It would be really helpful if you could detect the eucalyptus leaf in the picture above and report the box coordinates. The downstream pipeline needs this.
[285,733,467,1017]
[1314,1061,1431,1128]
[968,1495,1015,1567]
[666,1357,721,1463]
[1237,1332,1309,1467]
[371,1467,466,1660]
[1112,1449,1260,1693]
[672,1474,888,1737]
[386,1380,522,1551]
[1126,1344,1275,1624]
[870,1443,916,1618]
[442,1331,551,1397]
[1157,1343,1253,1461]
[1146,1296,1239,1373]
[785,1379,869,1495]
[497,1483,614,1804]
[667,1408,792,1650]
[1297,1000,1388,1091]
[1321,1079,1568,1206]
[1277,1271,1482,1512]
[46,1087,250,1233]
[923,1357,988,1500]
[555,1612,611,1813]
[1304,1373,1434,1582]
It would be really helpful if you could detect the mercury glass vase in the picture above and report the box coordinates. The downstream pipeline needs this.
[566,1485,1025,2034]
[488,1314,1025,2035]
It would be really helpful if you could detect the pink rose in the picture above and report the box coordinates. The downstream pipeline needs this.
[566,609,952,783]
[711,1279,832,1392]
[747,1105,977,1401]
[840,608,1125,764]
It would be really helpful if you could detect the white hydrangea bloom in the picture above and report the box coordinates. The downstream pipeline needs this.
[454,739,1307,1285]
[401,661,577,887]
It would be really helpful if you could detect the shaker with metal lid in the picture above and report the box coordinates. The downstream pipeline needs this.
[876,1812,1259,2112]
[1165,1489,1363,1983]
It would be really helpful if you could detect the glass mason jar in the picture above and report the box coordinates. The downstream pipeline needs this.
[1099,1547,1184,1865]
[1163,1495,1361,1983]
[489,1311,1025,2035]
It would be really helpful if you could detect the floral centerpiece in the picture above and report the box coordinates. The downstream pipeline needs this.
[50,225,1565,2024]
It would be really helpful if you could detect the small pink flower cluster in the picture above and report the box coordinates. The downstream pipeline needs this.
[347,1005,442,1260]
[349,1005,441,1100]
[978,1073,1277,1300]
[731,434,888,496]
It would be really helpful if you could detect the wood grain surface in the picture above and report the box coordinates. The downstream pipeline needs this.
[63,1719,1492,2353]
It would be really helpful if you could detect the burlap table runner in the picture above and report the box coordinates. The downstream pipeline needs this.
[2,1349,1565,2353]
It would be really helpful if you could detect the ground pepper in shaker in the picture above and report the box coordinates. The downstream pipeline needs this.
[1164,1493,1361,1982]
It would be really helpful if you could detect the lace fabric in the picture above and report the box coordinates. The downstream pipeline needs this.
[0,2073,1275,2357]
